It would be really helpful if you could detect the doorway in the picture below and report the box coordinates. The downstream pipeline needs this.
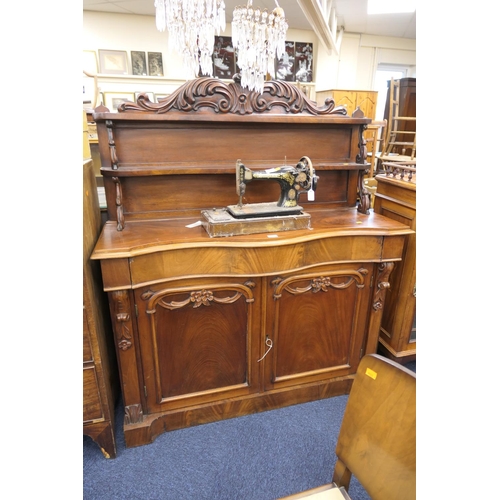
[374,65,407,120]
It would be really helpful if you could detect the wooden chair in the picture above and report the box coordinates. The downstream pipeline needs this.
[363,119,387,206]
[378,78,416,170]
[280,354,416,500]
[365,119,387,178]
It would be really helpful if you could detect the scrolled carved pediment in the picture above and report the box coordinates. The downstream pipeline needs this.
[118,76,347,117]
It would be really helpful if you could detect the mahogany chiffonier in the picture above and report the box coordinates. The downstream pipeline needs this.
[91,77,413,448]
[374,165,416,363]
[83,158,119,458]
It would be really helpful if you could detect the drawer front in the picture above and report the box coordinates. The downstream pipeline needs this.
[129,236,385,286]
[83,366,103,423]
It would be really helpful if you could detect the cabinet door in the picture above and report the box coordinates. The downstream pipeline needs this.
[330,90,377,118]
[135,278,260,413]
[331,90,357,116]
[263,264,375,391]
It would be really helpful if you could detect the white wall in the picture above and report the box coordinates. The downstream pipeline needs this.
[314,33,417,91]
[83,11,416,98]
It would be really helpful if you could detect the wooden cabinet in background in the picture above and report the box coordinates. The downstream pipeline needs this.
[315,89,378,119]
[373,172,416,363]
[83,158,119,458]
[383,78,416,156]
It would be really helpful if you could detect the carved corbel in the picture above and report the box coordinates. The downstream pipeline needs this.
[112,290,133,350]
[357,172,371,215]
[357,123,371,215]
[112,177,125,231]
[105,120,119,170]
[372,262,395,311]
[109,290,144,424]
[356,123,368,164]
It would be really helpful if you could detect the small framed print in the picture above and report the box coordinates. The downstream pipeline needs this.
[294,42,313,83]
[131,51,147,76]
[276,41,295,81]
[99,50,129,75]
[148,52,164,76]
[213,36,235,78]
[103,92,135,112]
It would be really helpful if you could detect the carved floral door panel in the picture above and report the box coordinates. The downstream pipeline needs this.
[134,278,260,413]
[263,264,375,391]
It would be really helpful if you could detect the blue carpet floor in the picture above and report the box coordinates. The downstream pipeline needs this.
[84,360,416,500]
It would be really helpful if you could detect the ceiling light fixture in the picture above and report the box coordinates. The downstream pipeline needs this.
[231,0,288,94]
[155,0,226,77]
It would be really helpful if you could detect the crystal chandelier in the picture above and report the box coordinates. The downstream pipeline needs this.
[155,0,226,77]
[231,0,288,94]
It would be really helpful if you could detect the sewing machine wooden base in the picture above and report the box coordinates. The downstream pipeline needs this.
[201,206,311,237]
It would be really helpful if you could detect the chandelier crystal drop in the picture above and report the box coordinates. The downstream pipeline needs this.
[155,0,226,77]
[231,0,288,94]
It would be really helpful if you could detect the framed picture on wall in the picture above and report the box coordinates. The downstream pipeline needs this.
[294,42,313,83]
[212,36,235,79]
[275,41,296,81]
[98,50,129,75]
[103,92,135,112]
[131,51,147,76]
[148,52,164,76]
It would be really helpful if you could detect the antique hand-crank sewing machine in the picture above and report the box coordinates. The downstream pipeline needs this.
[202,156,318,237]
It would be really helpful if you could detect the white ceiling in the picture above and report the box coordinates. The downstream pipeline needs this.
[82,0,416,39]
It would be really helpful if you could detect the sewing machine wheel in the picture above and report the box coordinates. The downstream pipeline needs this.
[299,156,316,191]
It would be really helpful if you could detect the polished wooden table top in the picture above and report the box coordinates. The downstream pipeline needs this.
[92,207,413,260]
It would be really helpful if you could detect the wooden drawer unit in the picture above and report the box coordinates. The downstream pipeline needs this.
[83,158,119,458]
[374,172,416,363]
